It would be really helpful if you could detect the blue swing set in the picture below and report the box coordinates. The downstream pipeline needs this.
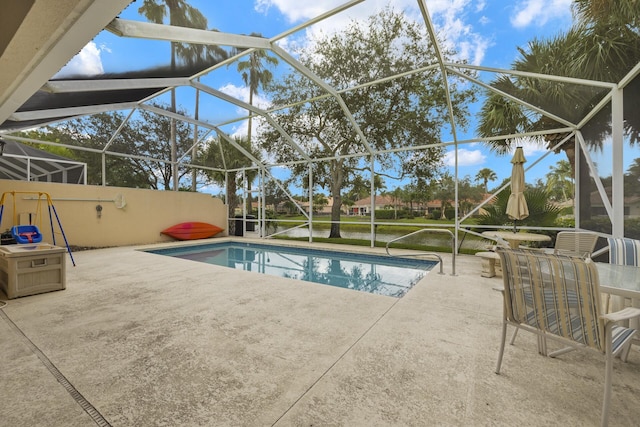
[0,191,75,266]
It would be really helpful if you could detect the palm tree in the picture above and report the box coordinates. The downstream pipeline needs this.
[624,158,640,197]
[204,136,260,232]
[458,175,485,217]
[478,30,598,173]
[138,1,227,191]
[391,187,404,219]
[235,36,278,145]
[432,174,456,220]
[546,160,574,202]
[479,0,640,157]
[477,188,561,230]
[572,0,639,29]
[234,36,278,211]
[478,0,640,221]
[475,168,497,193]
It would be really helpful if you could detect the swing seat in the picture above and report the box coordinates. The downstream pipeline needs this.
[11,225,43,244]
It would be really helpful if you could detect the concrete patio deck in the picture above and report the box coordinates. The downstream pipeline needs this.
[1,238,639,426]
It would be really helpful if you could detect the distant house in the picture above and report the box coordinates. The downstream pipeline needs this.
[349,195,403,215]
[589,191,640,218]
[298,197,337,215]
[272,197,339,215]
[349,195,455,217]
[349,195,441,216]
[548,191,640,219]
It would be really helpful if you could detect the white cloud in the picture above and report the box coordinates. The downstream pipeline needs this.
[512,138,546,156]
[255,0,348,23]
[198,183,224,196]
[218,83,270,109]
[255,0,489,66]
[444,148,486,166]
[458,35,489,65]
[54,42,104,77]
[219,83,250,104]
[510,0,572,28]
[217,83,271,139]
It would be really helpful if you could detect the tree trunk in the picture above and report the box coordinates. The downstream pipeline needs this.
[191,84,200,192]
[394,196,398,219]
[555,138,591,223]
[562,142,577,178]
[329,159,344,238]
[170,39,178,191]
[226,174,238,234]
[577,149,592,223]
[171,115,177,191]
[329,194,342,238]
[246,90,254,214]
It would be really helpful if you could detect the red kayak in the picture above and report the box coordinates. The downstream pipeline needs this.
[161,222,223,240]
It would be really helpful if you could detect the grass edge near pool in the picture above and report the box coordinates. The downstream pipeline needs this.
[270,235,481,255]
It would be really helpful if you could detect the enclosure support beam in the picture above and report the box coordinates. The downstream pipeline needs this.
[107,19,272,49]
[611,87,624,237]
[308,164,313,243]
[370,156,376,248]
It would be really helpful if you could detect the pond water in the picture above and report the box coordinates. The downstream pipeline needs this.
[272,226,487,250]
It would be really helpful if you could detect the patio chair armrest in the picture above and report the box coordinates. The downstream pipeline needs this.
[601,307,640,323]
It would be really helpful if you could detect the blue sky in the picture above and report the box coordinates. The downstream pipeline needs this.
[55,0,633,194]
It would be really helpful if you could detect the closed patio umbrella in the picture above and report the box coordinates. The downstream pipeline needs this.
[506,146,529,232]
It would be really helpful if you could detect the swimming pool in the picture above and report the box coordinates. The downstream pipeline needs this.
[146,242,437,297]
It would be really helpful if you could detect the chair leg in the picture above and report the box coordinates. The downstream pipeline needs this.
[602,328,614,427]
[496,320,508,374]
[537,334,548,357]
[620,340,632,363]
[548,346,575,358]
[509,319,549,355]
[510,328,518,345]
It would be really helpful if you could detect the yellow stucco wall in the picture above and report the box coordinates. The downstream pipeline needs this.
[0,180,228,247]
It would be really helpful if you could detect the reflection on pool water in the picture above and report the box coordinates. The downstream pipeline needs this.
[147,242,437,298]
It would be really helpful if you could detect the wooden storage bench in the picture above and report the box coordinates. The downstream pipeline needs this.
[0,244,66,299]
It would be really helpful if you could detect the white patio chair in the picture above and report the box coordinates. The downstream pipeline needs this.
[606,237,640,316]
[550,231,599,257]
[495,248,640,427]
[608,237,640,266]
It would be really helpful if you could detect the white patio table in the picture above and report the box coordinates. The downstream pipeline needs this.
[596,262,640,333]
[482,231,551,249]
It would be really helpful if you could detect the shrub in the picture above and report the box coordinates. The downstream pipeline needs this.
[624,218,640,239]
[477,188,560,228]
[374,210,395,220]
[580,217,612,235]
[581,217,640,240]
[555,216,576,228]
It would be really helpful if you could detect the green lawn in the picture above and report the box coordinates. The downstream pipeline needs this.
[267,215,484,255]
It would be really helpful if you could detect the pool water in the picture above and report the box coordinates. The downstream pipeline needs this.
[147,242,436,298]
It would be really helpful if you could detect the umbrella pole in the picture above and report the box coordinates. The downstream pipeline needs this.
[513,219,517,233]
